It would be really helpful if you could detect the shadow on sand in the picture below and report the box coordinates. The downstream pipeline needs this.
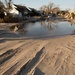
[34,67,44,75]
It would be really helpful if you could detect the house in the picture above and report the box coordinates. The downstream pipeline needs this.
[68,10,75,14]
[14,5,44,18]
[14,4,31,18]
[68,10,75,19]
[8,4,20,17]
[0,0,45,22]
[27,8,44,16]
[2,3,21,19]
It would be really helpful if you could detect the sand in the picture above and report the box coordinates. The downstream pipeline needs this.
[0,23,75,75]
[0,34,75,75]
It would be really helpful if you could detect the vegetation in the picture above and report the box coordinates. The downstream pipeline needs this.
[0,0,75,23]
[61,11,66,15]
[71,12,75,19]
[40,2,60,15]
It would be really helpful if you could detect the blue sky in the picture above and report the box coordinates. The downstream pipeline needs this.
[13,0,75,10]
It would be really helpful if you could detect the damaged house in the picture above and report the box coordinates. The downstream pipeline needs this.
[0,0,44,22]
[0,1,6,19]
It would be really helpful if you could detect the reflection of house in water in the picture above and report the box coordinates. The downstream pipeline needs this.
[9,24,28,35]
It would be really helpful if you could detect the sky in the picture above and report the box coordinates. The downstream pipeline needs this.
[5,0,75,10]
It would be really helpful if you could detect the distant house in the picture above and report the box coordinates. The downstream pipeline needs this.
[1,2,44,20]
[3,3,21,19]
[3,3,31,20]
[13,5,44,18]
[68,10,75,14]
[27,8,44,16]
[68,10,75,19]
[14,4,31,18]
[8,4,20,17]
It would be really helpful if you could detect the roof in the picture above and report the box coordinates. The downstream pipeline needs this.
[14,4,30,12]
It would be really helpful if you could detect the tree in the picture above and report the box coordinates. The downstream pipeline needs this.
[47,2,55,13]
[48,2,54,10]
[71,12,75,19]
[0,1,4,7]
[5,0,8,7]
[40,5,47,11]
[52,6,60,14]
[39,2,60,15]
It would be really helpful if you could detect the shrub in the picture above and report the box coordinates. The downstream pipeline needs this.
[61,11,65,15]
[0,18,4,23]
[4,15,19,23]
[71,12,75,19]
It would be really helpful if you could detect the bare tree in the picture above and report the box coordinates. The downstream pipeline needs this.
[52,6,60,14]
[47,2,55,13]
[5,0,8,7]
[48,2,54,10]
[0,1,4,7]
[40,2,55,14]
[39,2,60,15]
[4,0,12,8]
[40,5,47,11]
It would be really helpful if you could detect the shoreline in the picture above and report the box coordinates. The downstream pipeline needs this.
[0,17,75,75]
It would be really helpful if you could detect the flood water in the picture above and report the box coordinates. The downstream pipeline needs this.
[10,20,75,38]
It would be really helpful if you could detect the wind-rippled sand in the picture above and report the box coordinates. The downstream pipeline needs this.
[0,35,75,75]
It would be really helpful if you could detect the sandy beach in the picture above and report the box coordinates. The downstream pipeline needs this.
[0,24,75,75]
[0,0,75,74]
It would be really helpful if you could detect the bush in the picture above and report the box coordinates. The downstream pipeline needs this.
[0,18,4,23]
[71,12,75,19]
[4,14,13,23]
[4,15,19,23]
[61,11,65,15]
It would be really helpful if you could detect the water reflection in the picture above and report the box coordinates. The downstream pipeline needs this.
[9,20,75,37]
[72,29,75,35]
[40,19,58,31]
[9,24,28,35]
[70,22,75,26]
